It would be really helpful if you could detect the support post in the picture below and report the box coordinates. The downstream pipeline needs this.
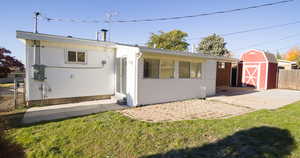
[13,78,17,109]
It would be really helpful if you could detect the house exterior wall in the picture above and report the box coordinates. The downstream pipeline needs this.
[24,40,115,101]
[137,54,216,106]
[216,62,231,87]
[115,45,140,106]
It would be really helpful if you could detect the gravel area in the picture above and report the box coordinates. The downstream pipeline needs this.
[121,99,253,122]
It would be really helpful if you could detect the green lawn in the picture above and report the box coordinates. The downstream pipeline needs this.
[3,101,300,158]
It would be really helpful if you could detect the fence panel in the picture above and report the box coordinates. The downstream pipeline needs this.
[278,69,300,90]
[0,80,25,112]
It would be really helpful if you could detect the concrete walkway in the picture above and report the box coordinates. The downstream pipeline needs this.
[208,88,300,110]
[22,99,127,124]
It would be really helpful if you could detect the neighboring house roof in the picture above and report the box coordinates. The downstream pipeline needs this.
[277,59,296,64]
[17,30,238,62]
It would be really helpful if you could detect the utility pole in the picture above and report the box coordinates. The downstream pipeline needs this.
[33,12,40,33]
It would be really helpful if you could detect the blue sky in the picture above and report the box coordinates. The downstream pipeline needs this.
[1,0,300,62]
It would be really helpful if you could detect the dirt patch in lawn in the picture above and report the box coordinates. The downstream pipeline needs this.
[120,99,254,122]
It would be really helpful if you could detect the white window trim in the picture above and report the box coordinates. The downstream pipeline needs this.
[65,49,88,64]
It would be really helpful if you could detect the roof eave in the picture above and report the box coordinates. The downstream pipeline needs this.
[16,30,116,48]
[139,47,238,62]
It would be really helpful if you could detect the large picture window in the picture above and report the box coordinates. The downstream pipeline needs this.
[144,59,159,78]
[160,60,175,79]
[144,58,202,79]
[67,51,86,64]
[179,61,190,78]
[179,62,202,79]
[191,63,202,78]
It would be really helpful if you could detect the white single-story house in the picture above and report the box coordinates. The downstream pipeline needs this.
[277,59,298,70]
[16,30,237,106]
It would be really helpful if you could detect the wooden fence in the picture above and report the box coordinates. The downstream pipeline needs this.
[278,69,300,90]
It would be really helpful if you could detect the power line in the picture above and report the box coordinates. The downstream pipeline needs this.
[187,20,300,40]
[39,13,103,24]
[233,32,300,51]
[38,0,294,24]
[126,23,300,46]
[109,0,294,23]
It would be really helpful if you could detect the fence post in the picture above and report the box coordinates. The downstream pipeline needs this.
[13,78,17,109]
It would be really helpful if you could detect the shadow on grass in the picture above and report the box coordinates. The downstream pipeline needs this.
[141,126,296,158]
[0,117,25,158]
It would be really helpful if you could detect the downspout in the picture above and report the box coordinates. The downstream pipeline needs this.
[33,40,41,65]
[33,40,46,102]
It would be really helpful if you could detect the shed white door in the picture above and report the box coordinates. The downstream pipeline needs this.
[242,65,260,88]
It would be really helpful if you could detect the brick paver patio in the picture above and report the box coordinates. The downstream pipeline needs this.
[120,99,253,122]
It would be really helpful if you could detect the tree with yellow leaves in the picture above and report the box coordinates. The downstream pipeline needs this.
[285,47,300,61]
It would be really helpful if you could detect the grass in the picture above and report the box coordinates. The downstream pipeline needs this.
[3,102,300,158]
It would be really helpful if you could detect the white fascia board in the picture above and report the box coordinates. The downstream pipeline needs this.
[16,30,115,48]
[139,47,238,62]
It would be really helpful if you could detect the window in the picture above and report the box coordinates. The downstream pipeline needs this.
[191,63,202,78]
[179,61,190,78]
[160,60,175,79]
[179,62,202,79]
[218,62,225,69]
[77,52,85,62]
[68,51,77,62]
[144,59,159,78]
[67,51,86,63]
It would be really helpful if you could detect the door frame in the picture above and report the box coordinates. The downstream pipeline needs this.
[116,57,127,95]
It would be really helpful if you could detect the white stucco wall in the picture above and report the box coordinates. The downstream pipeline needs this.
[137,57,216,106]
[115,45,140,106]
[25,40,115,101]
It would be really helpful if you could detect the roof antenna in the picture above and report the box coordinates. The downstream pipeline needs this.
[33,12,40,33]
[105,11,118,41]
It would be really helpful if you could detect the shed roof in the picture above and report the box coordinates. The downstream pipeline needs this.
[241,49,277,63]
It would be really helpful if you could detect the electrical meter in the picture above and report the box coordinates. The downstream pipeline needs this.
[32,64,46,81]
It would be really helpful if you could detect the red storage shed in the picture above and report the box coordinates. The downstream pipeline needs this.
[239,50,278,90]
